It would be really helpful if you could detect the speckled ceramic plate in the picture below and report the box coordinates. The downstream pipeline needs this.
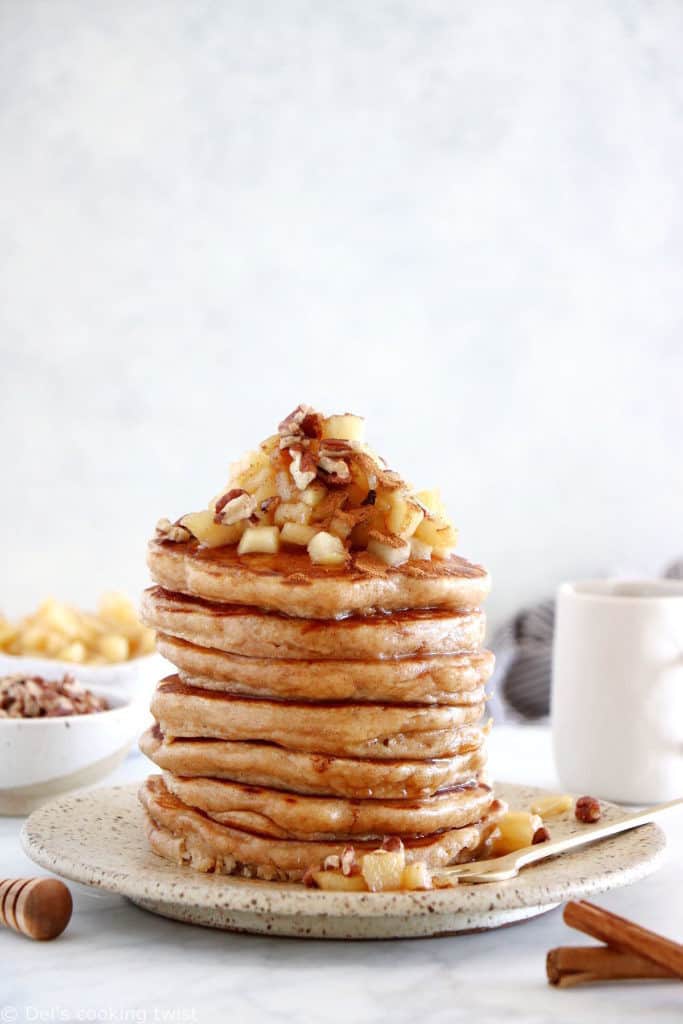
[21,782,666,939]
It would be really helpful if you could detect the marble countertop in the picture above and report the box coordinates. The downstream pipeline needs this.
[1,725,681,1023]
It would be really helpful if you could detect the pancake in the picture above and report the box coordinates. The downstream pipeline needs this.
[140,775,505,880]
[141,587,485,660]
[157,634,495,705]
[163,774,494,840]
[140,726,490,799]
[152,677,486,759]
[148,540,491,619]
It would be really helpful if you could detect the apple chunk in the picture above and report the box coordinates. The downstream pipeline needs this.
[307,531,347,566]
[413,517,459,550]
[386,494,424,538]
[180,511,245,548]
[367,531,411,567]
[361,849,406,892]
[280,522,317,547]
[237,525,280,555]
[400,862,432,891]
[321,414,365,443]
[311,870,367,892]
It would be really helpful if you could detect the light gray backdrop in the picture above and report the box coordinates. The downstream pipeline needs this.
[2,1,682,628]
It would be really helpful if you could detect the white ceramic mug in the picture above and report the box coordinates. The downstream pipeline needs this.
[552,579,683,804]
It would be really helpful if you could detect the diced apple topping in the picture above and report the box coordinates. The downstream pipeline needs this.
[409,536,433,561]
[414,488,447,518]
[276,470,296,502]
[307,531,347,566]
[413,517,459,551]
[237,525,280,556]
[273,501,311,526]
[367,531,411,568]
[155,405,460,568]
[385,494,424,538]
[321,414,365,443]
[280,522,317,547]
[180,511,246,548]
[301,482,327,507]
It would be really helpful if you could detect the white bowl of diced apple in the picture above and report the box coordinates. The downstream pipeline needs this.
[0,593,163,704]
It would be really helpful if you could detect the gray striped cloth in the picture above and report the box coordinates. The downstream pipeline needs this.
[490,558,683,721]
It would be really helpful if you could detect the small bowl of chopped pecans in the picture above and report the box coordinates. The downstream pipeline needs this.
[0,672,142,816]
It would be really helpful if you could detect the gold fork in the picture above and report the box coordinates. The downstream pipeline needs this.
[431,797,683,885]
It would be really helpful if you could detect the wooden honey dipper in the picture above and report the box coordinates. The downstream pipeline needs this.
[0,877,72,940]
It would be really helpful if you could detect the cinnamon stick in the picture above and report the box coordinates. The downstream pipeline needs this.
[563,901,683,980]
[547,946,675,987]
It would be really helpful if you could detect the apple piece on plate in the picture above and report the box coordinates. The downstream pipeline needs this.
[491,812,543,856]
[311,870,367,892]
[361,849,406,892]
[400,862,432,891]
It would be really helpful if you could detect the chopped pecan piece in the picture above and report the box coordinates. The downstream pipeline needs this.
[340,845,357,876]
[155,517,191,543]
[319,439,356,459]
[0,674,109,718]
[317,455,351,485]
[278,404,323,442]
[213,488,257,525]
[289,447,318,490]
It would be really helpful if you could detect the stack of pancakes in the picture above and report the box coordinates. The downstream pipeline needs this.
[139,543,501,882]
